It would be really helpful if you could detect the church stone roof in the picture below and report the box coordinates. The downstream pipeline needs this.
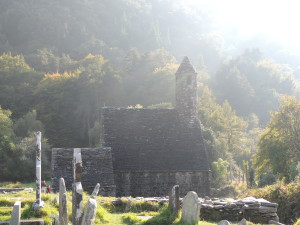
[175,56,197,75]
[102,107,209,173]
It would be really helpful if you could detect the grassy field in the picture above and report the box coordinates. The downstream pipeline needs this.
[0,182,285,225]
[0,188,240,225]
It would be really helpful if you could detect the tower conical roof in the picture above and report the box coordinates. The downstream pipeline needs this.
[175,56,196,75]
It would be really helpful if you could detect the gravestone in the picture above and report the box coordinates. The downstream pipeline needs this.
[9,201,21,225]
[81,184,100,225]
[59,178,68,225]
[32,132,44,210]
[181,191,201,224]
[169,185,179,216]
[238,218,248,225]
[72,148,83,225]
[218,220,231,225]
[91,183,100,199]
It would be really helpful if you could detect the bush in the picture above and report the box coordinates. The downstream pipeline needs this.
[239,181,300,224]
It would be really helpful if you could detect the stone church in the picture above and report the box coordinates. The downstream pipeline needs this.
[51,57,210,197]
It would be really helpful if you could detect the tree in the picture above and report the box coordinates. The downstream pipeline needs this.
[211,158,229,187]
[253,95,300,182]
[0,53,43,119]
[13,110,44,138]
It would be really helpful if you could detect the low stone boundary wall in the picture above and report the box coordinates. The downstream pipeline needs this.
[0,219,44,225]
[201,197,279,224]
[0,188,33,193]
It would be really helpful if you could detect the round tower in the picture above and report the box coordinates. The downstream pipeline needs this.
[175,56,198,125]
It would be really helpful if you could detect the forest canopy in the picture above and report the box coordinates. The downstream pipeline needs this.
[0,0,300,185]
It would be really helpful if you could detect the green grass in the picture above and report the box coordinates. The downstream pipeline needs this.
[1,183,299,225]
[0,181,36,188]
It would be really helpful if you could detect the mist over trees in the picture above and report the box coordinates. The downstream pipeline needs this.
[0,0,300,185]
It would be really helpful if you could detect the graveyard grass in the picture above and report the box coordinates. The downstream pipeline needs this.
[0,188,263,225]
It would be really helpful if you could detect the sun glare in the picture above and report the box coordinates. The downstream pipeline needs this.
[191,0,300,47]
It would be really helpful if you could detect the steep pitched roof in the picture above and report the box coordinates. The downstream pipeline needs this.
[103,107,209,172]
[175,56,196,75]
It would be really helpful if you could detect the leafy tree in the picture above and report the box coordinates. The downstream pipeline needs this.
[13,110,44,138]
[0,53,43,119]
[199,87,249,163]
[0,106,13,137]
[122,49,177,107]
[211,158,229,187]
[0,106,14,179]
[35,72,83,147]
[212,49,298,124]
[253,95,300,182]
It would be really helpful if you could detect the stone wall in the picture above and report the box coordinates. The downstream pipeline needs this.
[200,197,279,224]
[114,171,210,197]
[51,148,115,196]
[103,107,210,197]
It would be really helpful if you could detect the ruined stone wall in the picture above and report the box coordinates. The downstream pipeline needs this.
[114,171,210,197]
[51,148,116,196]
[200,197,279,224]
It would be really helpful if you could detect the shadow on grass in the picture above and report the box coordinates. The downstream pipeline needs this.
[120,207,175,225]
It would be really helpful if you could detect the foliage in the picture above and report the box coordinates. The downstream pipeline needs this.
[212,49,298,124]
[198,87,254,185]
[0,53,43,119]
[211,158,229,187]
[239,181,300,224]
[0,106,13,138]
[253,95,300,182]
[13,110,44,137]
[0,105,51,182]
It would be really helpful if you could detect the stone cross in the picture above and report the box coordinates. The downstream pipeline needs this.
[169,185,179,217]
[181,191,201,225]
[9,201,21,225]
[59,178,68,225]
[81,184,100,225]
[72,148,83,225]
[32,132,44,210]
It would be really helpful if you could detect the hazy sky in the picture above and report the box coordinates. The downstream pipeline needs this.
[188,0,300,48]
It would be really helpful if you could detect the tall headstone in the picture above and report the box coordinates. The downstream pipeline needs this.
[32,132,44,210]
[9,201,21,225]
[169,185,179,217]
[80,199,97,225]
[72,148,83,225]
[59,178,68,225]
[181,191,201,225]
[175,57,198,125]
[91,183,100,199]
[81,184,100,225]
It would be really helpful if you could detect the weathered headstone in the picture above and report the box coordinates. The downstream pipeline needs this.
[32,132,44,210]
[80,199,97,225]
[9,201,21,225]
[218,220,231,225]
[238,218,248,225]
[168,185,179,217]
[181,191,201,224]
[72,148,83,225]
[50,214,59,225]
[81,184,100,225]
[59,178,68,225]
[91,183,100,199]
[125,200,132,212]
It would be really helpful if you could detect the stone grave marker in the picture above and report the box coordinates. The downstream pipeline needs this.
[81,184,100,225]
[9,201,21,225]
[59,178,68,225]
[181,191,201,224]
[169,185,179,217]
